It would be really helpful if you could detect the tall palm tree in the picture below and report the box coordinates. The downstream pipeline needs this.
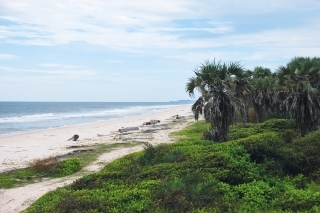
[186,59,246,142]
[233,74,252,122]
[250,66,277,123]
[251,76,278,123]
[278,57,320,136]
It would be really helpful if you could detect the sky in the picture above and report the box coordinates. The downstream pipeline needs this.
[1,1,320,102]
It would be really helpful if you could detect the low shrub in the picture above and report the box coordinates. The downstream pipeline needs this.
[229,119,295,141]
[281,130,298,143]
[52,158,82,177]
[272,187,320,212]
[233,180,279,212]
[139,143,186,166]
[153,173,224,212]
[28,156,59,172]
[232,132,284,164]
[282,130,320,176]
[255,118,295,133]
[56,191,108,213]
[229,124,258,140]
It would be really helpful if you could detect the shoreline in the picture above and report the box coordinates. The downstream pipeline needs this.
[0,103,191,138]
[0,104,192,173]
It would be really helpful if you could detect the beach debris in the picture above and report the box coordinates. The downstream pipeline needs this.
[67,134,79,141]
[172,114,185,119]
[67,145,85,149]
[141,128,167,133]
[118,127,139,133]
[97,134,110,137]
[171,115,186,122]
[66,149,94,156]
[143,119,160,125]
[176,115,185,119]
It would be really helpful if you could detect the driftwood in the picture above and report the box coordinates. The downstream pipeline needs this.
[176,115,185,119]
[118,127,139,133]
[97,134,111,137]
[66,149,94,156]
[67,145,85,149]
[143,120,160,125]
[142,126,168,133]
[67,134,79,141]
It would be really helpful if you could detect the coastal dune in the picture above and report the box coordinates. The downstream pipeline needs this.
[0,105,193,213]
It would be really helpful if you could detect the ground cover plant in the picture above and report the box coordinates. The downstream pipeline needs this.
[0,157,81,189]
[0,142,136,189]
[23,118,320,212]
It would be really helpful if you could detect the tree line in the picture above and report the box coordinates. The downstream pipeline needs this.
[186,57,320,142]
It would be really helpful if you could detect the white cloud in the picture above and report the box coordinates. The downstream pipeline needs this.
[0,1,235,50]
[1,65,96,78]
[1,0,319,54]
[0,54,17,59]
[1,1,320,101]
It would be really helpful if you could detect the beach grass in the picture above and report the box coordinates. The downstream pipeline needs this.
[0,142,138,189]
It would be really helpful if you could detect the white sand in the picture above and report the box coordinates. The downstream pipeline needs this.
[0,105,194,213]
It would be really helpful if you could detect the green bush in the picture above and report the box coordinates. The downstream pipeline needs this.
[56,190,108,213]
[139,143,186,166]
[282,130,320,176]
[153,173,224,212]
[255,118,295,132]
[272,187,320,212]
[53,158,82,177]
[281,130,298,143]
[233,180,278,212]
[232,132,284,164]
[229,125,258,140]
[229,119,295,141]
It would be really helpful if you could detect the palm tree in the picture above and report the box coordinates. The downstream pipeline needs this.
[252,66,272,79]
[278,57,320,136]
[233,73,252,122]
[250,66,277,123]
[251,76,278,123]
[191,97,204,121]
[186,59,246,142]
[186,72,207,122]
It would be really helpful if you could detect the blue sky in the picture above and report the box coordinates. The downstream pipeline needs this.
[1,1,320,102]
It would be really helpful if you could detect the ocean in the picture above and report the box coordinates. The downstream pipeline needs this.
[0,101,192,137]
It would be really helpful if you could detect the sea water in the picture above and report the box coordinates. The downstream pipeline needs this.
[0,101,192,137]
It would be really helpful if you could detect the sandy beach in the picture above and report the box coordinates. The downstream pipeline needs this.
[0,104,193,213]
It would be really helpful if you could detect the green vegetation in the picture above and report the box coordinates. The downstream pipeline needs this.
[0,157,81,189]
[23,119,320,212]
[187,57,320,141]
[0,142,137,189]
